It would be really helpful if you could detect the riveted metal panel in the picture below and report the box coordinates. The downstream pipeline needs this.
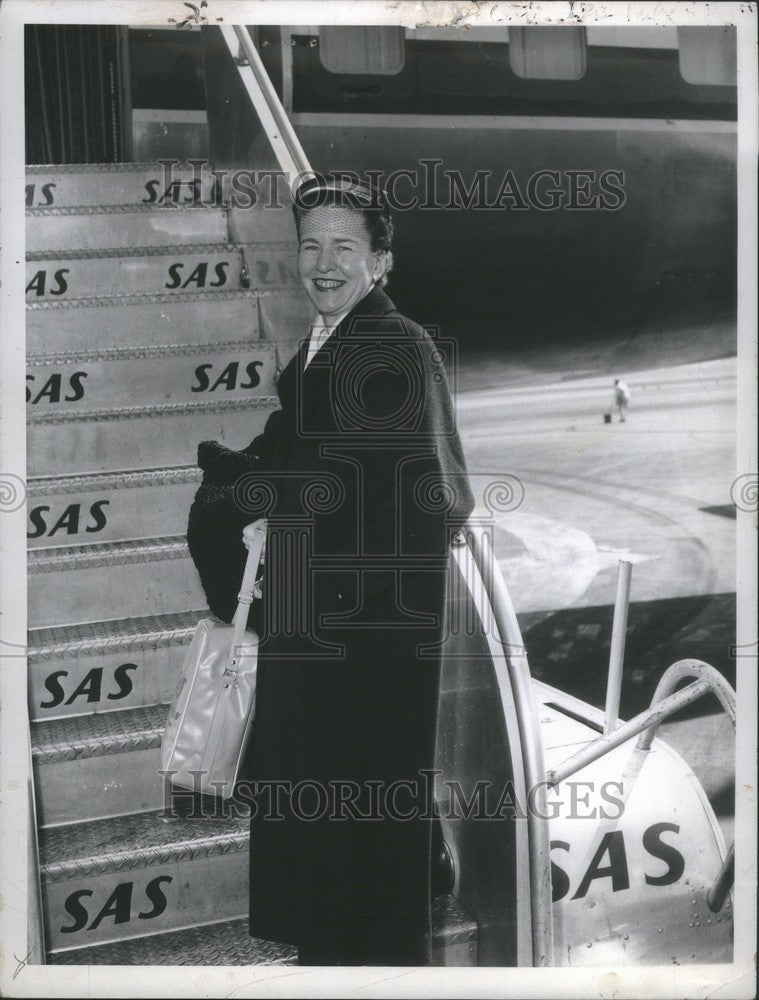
[535,684,733,966]
[27,398,274,476]
[27,467,202,550]
[26,163,219,210]
[26,340,277,414]
[26,290,262,353]
[28,610,205,721]
[28,537,207,628]
[26,206,229,253]
[26,246,245,300]
[43,840,248,951]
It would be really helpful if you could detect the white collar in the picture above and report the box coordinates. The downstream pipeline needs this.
[311,311,348,334]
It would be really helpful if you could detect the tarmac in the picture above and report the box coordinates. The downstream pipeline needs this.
[456,355,738,844]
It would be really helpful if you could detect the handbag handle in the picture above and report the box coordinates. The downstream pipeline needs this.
[229,518,267,672]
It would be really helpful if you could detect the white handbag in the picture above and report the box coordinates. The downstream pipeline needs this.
[160,518,266,799]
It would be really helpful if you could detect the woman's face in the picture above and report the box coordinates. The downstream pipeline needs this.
[297,207,385,322]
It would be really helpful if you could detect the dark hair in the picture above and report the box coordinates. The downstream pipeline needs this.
[292,193,394,286]
[292,195,393,252]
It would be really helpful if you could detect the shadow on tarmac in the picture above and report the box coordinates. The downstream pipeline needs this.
[519,591,736,720]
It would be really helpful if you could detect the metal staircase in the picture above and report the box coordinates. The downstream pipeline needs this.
[27,27,486,966]
[27,162,481,966]
[26,161,305,965]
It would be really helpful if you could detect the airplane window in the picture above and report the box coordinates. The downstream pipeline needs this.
[509,27,587,81]
[319,26,405,76]
[678,26,737,87]
[289,26,736,120]
[586,26,678,49]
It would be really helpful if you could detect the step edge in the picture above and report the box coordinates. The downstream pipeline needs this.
[44,915,258,959]
[41,825,250,884]
[28,339,273,366]
[29,534,191,572]
[27,240,290,261]
[25,288,281,309]
[26,204,227,216]
[27,162,216,174]
[28,607,208,641]
[28,464,201,494]
[32,720,166,765]
[28,394,278,426]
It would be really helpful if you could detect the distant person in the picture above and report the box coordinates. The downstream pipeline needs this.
[613,378,630,422]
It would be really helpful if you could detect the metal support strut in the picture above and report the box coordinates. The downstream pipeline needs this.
[548,658,736,911]
[219,25,312,184]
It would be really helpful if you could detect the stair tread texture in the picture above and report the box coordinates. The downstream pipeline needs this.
[29,535,190,572]
[48,918,296,965]
[32,703,169,764]
[45,893,474,964]
[25,241,261,261]
[40,810,249,881]
[28,609,207,661]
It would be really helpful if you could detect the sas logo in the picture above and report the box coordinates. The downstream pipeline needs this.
[165,260,229,290]
[191,360,264,393]
[143,177,204,206]
[40,663,137,710]
[28,499,109,539]
[26,371,87,403]
[26,268,69,297]
[26,182,56,207]
[61,875,172,934]
[551,823,685,902]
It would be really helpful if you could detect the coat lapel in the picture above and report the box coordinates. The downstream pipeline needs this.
[300,285,398,378]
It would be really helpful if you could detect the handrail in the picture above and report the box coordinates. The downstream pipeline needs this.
[27,730,46,963]
[547,678,712,785]
[635,658,735,750]
[219,25,313,185]
[637,659,736,913]
[548,658,736,912]
[465,522,554,967]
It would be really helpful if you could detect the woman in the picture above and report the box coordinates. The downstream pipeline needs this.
[188,174,473,965]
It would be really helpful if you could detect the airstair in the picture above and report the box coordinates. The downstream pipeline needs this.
[26,60,482,963]
[26,160,309,964]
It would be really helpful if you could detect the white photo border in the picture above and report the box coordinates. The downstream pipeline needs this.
[1,2,756,997]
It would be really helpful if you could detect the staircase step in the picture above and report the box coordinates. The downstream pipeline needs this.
[26,245,246,300]
[26,205,229,253]
[32,705,170,825]
[26,162,219,210]
[26,339,276,418]
[27,395,275,476]
[28,535,207,628]
[46,894,478,965]
[27,290,263,353]
[48,918,296,965]
[27,467,201,550]
[28,610,205,721]
[39,811,250,951]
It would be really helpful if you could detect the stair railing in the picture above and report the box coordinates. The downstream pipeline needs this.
[219,25,312,184]
[547,658,736,911]
[464,522,555,966]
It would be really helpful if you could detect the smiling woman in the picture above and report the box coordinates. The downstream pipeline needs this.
[188,173,474,966]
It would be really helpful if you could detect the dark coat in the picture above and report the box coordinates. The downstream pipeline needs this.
[187,285,473,964]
